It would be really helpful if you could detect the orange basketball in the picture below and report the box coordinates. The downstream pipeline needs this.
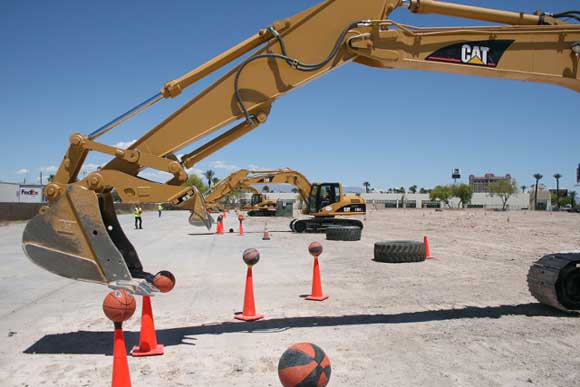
[308,242,323,257]
[153,270,176,293]
[102,290,136,322]
[278,342,331,387]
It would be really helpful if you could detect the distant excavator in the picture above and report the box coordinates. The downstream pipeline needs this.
[202,168,366,232]
[203,171,276,214]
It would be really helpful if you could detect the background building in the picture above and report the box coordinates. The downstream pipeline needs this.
[0,182,45,203]
[469,173,512,193]
[529,184,551,210]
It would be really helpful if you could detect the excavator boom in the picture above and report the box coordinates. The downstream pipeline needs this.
[22,0,580,295]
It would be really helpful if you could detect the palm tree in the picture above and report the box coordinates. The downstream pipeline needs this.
[533,173,543,210]
[553,173,562,209]
[212,176,220,186]
[203,170,215,188]
[520,185,527,193]
[363,181,371,193]
[409,185,418,194]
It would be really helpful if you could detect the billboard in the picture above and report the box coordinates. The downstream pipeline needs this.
[19,185,43,203]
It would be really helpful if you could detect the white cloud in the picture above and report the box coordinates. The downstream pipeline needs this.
[139,170,172,182]
[114,139,136,149]
[186,167,204,177]
[40,165,58,173]
[16,168,29,175]
[210,160,239,171]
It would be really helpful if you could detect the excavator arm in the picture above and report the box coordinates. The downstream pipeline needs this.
[23,0,580,294]
[199,169,312,216]
[237,169,313,205]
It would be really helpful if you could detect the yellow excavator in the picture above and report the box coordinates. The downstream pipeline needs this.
[201,168,277,214]
[202,169,366,231]
[21,0,580,311]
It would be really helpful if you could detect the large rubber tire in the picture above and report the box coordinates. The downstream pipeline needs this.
[373,241,426,263]
[293,220,307,233]
[325,226,362,241]
[528,253,580,312]
[289,218,298,232]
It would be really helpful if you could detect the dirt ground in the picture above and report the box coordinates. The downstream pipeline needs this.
[0,208,579,386]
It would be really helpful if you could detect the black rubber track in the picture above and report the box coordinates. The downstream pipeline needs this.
[373,241,426,263]
[325,226,362,241]
[527,253,580,313]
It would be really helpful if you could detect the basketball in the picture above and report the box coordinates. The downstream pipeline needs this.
[153,270,176,293]
[308,242,323,257]
[243,248,260,266]
[278,342,331,387]
[102,290,136,322]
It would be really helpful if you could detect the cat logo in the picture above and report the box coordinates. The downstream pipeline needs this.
[426,40,514,68]
[461,44,490,66]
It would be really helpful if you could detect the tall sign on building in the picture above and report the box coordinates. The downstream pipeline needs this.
[452,168,461,182]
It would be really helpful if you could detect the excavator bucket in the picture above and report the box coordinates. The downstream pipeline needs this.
[186,187,213,229]
[22,185,155,294]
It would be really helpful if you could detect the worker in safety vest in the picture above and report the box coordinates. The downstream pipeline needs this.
[134,205,143,229]
[157,203,163,218]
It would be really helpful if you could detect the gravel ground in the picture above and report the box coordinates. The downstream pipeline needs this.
[0,208,579,386]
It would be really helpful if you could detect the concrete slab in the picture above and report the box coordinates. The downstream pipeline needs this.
[1,209,579,386]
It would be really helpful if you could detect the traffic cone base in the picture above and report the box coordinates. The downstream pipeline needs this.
[305,295,329,302]
[234,313,264,321]
[262,230,270,240]
[131,296,164,357]
[131,343,164,357]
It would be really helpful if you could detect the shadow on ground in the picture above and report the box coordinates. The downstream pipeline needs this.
[23,303,574,356]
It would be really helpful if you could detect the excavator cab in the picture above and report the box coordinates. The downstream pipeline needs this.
[309,183,341,213]
[250,193,264,206]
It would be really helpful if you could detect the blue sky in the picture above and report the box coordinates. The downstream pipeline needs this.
[1,0,578,191]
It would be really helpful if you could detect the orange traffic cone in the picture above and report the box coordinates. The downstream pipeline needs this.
[234,266,264,321]
[424,235,433,259]
[131,296,164,357]
[216,215,224,235]
[112,322,132,387]
[262,225,270,240]
[223,210,227,219]
[306,258,329,301]
[238,215,245,236]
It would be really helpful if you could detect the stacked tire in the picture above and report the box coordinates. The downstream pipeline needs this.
[325,226,362,241]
